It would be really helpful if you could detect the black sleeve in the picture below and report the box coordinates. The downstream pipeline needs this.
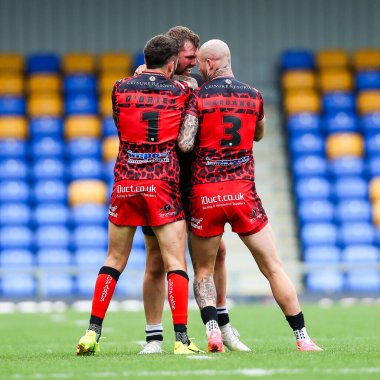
[191,72,204,87]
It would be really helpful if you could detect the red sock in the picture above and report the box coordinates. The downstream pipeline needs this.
[167,271,189,325]
[91,267,120,319]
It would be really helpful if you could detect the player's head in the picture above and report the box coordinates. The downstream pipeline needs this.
[143,34,179,77]
[166,26,200,76]
[197,39,232,82]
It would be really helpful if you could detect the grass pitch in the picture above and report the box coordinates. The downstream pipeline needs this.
[0,303,379,379]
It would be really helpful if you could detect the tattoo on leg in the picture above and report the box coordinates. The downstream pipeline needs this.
[193,275,217,309]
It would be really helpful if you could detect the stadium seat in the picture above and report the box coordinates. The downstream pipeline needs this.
[306,272,344,293]
[0,53,24,72]
[369,177,380,202]
[0,139,27,160]
[298,200,334,224]
[0,226,33,250]
[36,249,72,267]
[0,116,28,138]
[373,201,380,226]
[26,53,60,73]
[283,90,320,115]
[346,271,380,292]
[322,112,358,134]
[0,73,24,96]
[134,51,145,70]
[28,94,63,117]
[35,225,71,250]
[334,176,368,200]
[356,71,380,90]
[280,50,314,70]
[300,222,338,247]
[335,199,372,223]
[27,73,61,94]
[64,74,97,94]
[357,90,380,114]
[68,180,107,205]
[329,157,365,177]
[0,249,34,267]
[102,116,117,136]
[99,93,113,117]
[342,245,379,263]
[72,225,108,249]
[32,158,66,180]
[365,133,380,157]
[99,52,133,73]
[1,274,36,297]
[71,204,107,225]
[361,113,380,134]
[74,249,106,267]
[0,203,31,225]
[66,137,102,160]
[289,133,324,157]
[326,133,364,159]
[287,113,321,135]
[33,180,67,204]
[98,72,126,94]
[340,222,375,246]
[34,204,70,226]
[68,158,103,180]
[115,270,144,298]
[0,181,29,203]
[29,117,63,139]
[295,177,331,200]
[292,155,327,178]
[0,96,26,115]
[65,115,101,138]
[353,49,380,71]
[102,136,119,161]
[126,247,146,268]
[303,245,340,263]
[319,69,353,92]
[367,156,380,178]
[41,274,75,297]
[62,52,95,74]
[31,137,64,159]
[65,93,98,115]
[75,272,98,297]
[316,50,349,69]
[322,92,355,114]
[281,70,316,91]
[0,159,28,181]
[104,160,115,181]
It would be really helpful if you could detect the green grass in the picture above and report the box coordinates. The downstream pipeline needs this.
[0,303,379,379]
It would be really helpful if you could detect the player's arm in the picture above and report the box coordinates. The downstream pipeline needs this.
[254,115,265,142]
[178,113,199,152]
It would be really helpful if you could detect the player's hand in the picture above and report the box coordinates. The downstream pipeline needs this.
[134,64,146,76]
[173,75,198,89]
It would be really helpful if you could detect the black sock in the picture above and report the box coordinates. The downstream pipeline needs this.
[145,324,163,342]
[174,324,189,345]
[89,315,103,341]
[217,306,230,326]
[286,312,305,331]
[201,306,218,325]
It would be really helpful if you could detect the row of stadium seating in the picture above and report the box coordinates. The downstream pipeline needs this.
[281,49,380,293]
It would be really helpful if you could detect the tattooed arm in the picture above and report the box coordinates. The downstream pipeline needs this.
[178,113,199,152]
[193,275,217,309]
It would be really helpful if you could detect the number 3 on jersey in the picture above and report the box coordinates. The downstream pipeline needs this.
[220,115,242,147]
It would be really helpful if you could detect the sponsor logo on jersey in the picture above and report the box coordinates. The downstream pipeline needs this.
[205,156,249,166]
[201,193,245,205]
[191,216,203,230]
[109,205,118,217]
[116,184,157,193]
[159,204,178,218]
[127,150,170,164]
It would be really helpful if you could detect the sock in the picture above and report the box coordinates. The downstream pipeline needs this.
[145,323,163,342]
[167,270,189,326]
[216,305,230,327]
[90,266,120,339]
[201,306,220,337]
[286,311,311,342]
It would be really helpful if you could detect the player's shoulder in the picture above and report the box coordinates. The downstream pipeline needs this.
[112,76,134,91]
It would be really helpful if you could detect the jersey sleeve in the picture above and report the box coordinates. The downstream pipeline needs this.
[257,90,265,121]
[112,80,122,127]
[185,91,199,118]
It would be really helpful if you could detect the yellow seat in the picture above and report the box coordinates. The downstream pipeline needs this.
[326,133,364,159]
[98,72,126,94]
[283,90,320,115]
[62,52,95,74]
[357,90,380,114]
[282,70,316,91]
[103,136,119,162]
[372,201,380,226]
[69,180,108,206]
[316,50,350,69]
[0,116,28,138]
[28,94,63,117]
[27,73,61,94]
[0,54,24,72]
[369,177,380,202]
[99,93,113,117]
[319,69,354,92]
[353,49,380,70]
[99,52,133,73]
[65,115,101,138]
[0,73,24,95]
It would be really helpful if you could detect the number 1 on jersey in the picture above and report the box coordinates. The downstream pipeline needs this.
[142,111,159,142]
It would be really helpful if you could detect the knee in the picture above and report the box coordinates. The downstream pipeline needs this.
[260,260,284,280]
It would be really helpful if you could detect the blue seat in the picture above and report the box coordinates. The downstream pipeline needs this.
[42,274,75,297]
[102,116,117,136]
[289,133,324,157]
[32,158,66,180]
[115,271,143,298]
[65,93,97,115]
[295,177,331,200]
[298,200,334,224]
[104,161,115,181]
[280,50,314,70]
[71,204,107,225]
[336,199,372,223]
[292,155,328,178]
[322,92,355,114]
[133,227,146,250]
[301,222,338,247]
[29,117,63,139]
[0,203,31,225]
[0,226,33,250]
[31,137,64,159]
[69,158,103,180]
[64,74,97,94]
[0,140,27,160]
[303,245,340,263]
[0,159,28,181]
[0,249,34,267]
[72,225,108,249]
[346,271,380,292]
[329,157,365,177]
[342,245,379,263]
[126,247,146,268]
[367,155,380,178]
[333,177,368,200]
[322,111,358,134]
[74,249,106,267]
[287,113,321,136]
[35,225,71,250]
[365,133,380,157]
[27,53,60,73]
[306,271,344,293]
[36,249,72,266]
[356,71,380,90]
[0,97,26,115]
[340,222,375,246]
[0,181,29,203]
[33,180,67,203]
[134,51,145,70]
[76,272,98,297]
[34,204,70,226]
[66,138,102,160]
[1,274,36,297]
[361,113,380,134]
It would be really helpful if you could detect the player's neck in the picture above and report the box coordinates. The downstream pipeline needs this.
[209,68,234,81]
[144,68,169,77]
